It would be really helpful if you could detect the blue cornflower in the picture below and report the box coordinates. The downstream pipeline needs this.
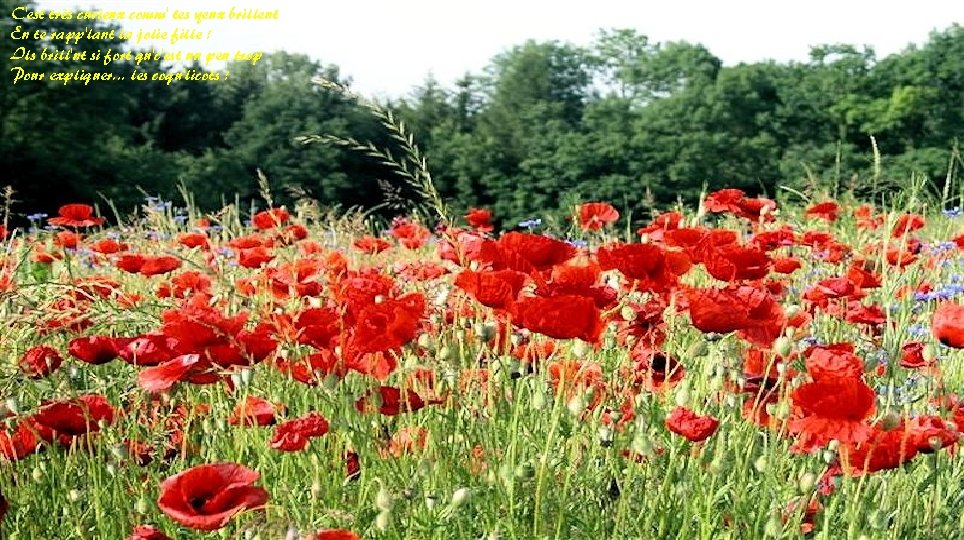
[518,218,542,229]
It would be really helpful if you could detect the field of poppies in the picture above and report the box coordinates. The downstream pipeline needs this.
[0,186,963,540]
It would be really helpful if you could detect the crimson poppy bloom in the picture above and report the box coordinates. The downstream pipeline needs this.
[0,419,44,460]
[804,201,841,222]
[665,406,719,442]
[498,232,577,272]
[140,256,182,276]
[19,346,63,378]
[454,269,527,310]
[353,235,392,254]
[251,208,290,230]
[389,218,431,249]
[269,412,330,452]
[804,343,864,381]
[69,335,125,365]
[899,341,930,369]
[157,462,269,531]
[127,525,172,540]
[789,377,876,448]
[578,202,620,231]
[840,422,918,476]
[512,294,603,343]
[465,208,494,232]
[932,302,964,348]
[48,204,105,228]
[314,530,361,540]
[703,243,772,282]
[229,396,282,427]
[137,354,219,393]
[32,394,115,440]
[355,386,426,416]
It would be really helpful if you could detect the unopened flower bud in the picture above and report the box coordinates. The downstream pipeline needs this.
[450,487,472,508]
[375,509,392,531]
[375,486,394,512]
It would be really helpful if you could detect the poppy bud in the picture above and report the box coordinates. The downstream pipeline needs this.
[798,472,816,492]
[450,487,471,508]
[134,495,149,514]
[674,387,690,407]
[763,510,783,537]
[310,479,322,500]
[376,486,394,512]
[322,374,340,391]
[620,305,637,322]
[68,489,81,502]
[5,398,19,415]
[571,340,589,359]
[566,395,585,416]
[880,412,901,431]
[515,462,535,480]
[31,466,44,482]
[530,386,547,410]
[375,510,392,531]
[239,367,253,385]
[753,455,768,473]
[417,333,435,351]
[773,336,793,357]
[425,492,439,510]
[598,426,614,448]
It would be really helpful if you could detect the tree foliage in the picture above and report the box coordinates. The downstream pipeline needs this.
[3,0,961,228]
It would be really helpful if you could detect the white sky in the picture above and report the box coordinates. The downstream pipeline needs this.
[33,0,964,98]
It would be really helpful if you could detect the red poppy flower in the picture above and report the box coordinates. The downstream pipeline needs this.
[390,218,431,249]
[127,525,172,540]
[137,354,219,393]
[905,415,959,454]
[251,208,290,230]
[350,293,424,354]
[512,294,603,343]
[353,235,392,254]
[465,208,494,232]
[19,345,63,378]
[32,394,115,439]
[891,213,925,238]
[665,406,719,442]
[597,242,690,292]
[69,335,125,365]
[54,230,80,249]
[119,333,179,366]
[578,202,620,231]
[381,426,429,457]
[140,256,182,277]
[899,341,930,369]
[157,462,269,531]
[840,423,917,476]
[932,302,964,348]
[48,204,105,228]
[238,247,275,268]
[229,396,282,427]
[269,412,330,452]
[0,419,44,460]
[454,269,527,310]
[355,386,426,416]
[498,232,577,272]
[804,343,864,381]
[177,232,209,249]
[805,200,841,222]
[789,377,876,448]
[703,243,772,282]
[314,530,361,540]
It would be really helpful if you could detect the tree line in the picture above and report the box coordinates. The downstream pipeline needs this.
[2,0,961,227]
